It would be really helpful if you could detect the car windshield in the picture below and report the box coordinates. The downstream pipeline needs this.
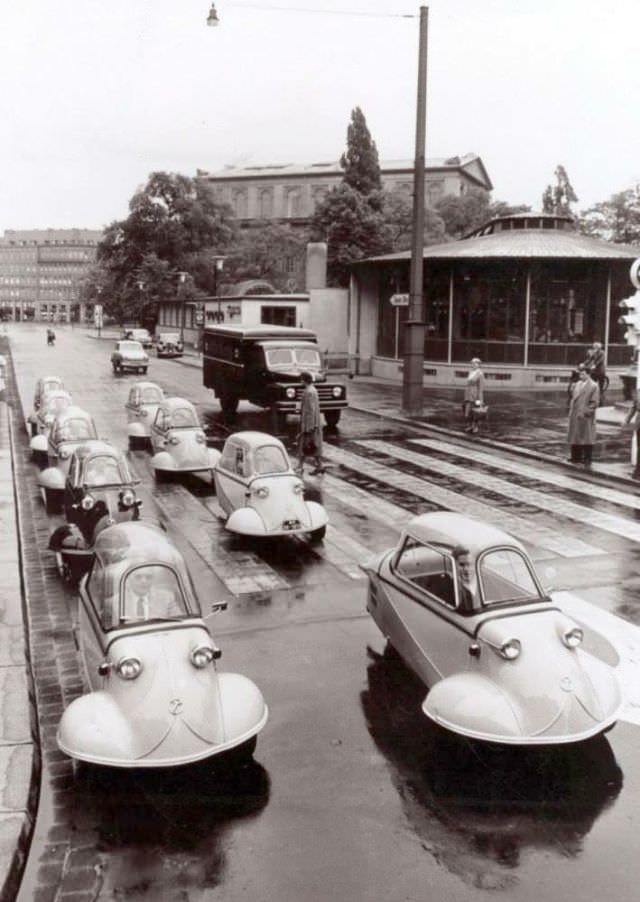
[54,417,96,442]
[478,548,543,605]
[253,444,289,474]
[43,379,63,394]
[120,565,189,623]
[131,330,148,339]
[265,347,321,370]
[169,407,198,428]
[84,455,127,486]
[44,395,71,415]
[140,387,163,404]
[119,341,143,353]
[160,334,180,343]
[296,348,321,367]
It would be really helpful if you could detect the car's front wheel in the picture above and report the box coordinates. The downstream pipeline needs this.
[310,525,326,543]
[45,488,63,515]
[219,392,239,416]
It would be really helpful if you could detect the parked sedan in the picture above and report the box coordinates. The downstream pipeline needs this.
[363,512,622,746]
[122,327,153,349]
[155,332,183,358]
[57,521,268,768]
[37,406,99,512]
[48,440,142,583]
[111,340,149,375]
[125,381,164,449]
[150,397,220,479]
[214,431,328,541]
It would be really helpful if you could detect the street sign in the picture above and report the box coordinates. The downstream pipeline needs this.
[195,311,204,325]
[390,293,410,306]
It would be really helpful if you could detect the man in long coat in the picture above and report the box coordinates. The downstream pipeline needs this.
[297,371,324,475]
[567,366,599,466]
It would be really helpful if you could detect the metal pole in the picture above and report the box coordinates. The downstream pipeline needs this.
[603,267,611,365]
[401,5,428,416]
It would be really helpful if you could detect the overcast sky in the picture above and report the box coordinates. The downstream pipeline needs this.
[1,0,637,231]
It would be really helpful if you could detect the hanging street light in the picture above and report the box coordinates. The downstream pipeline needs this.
[206,4,220,27]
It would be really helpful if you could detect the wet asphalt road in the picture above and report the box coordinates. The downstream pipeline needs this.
[7,323,640,902]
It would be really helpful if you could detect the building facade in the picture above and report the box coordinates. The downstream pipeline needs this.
[350,213,640,388]
[0,229,103,323]
[197,154,492,225]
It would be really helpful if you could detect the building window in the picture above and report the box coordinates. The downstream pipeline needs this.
[234,190,248,218]
[259,189,273,218]
[286,190,301,218]
[261,306,296,327]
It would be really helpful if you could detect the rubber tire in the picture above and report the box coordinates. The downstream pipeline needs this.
[45,488,63,515]
[128,435,139,451]
[310,525,326,542]
[324,411,341,428]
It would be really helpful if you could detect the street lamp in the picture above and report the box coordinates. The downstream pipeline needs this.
[212,255,226,323]
[206,3,220,27]
[178,271,190,344]
[95,285,103,338]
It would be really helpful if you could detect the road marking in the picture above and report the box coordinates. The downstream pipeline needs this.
[322,444,599,558]
[365,439,640,547]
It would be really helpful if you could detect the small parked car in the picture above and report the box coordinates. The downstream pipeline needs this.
[28,389,73,444]
[155,332,183,358]
[125,381,164,450]
[122,327,153,349]
[37,406,99,512]
[362,511,622,746]
[111,340,149,375]
[214,431,328,541]
[28,375,66,435]
[150,397,220,479]
[48,440,142,584]
[56,521,268,768]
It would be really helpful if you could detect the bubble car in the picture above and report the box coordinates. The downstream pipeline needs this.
[125,381,164,450]
[37,406,99,512]
[28,375,66,436]
[149,397,220,479]
[362,512,622,746]
[214,431,328,541]
[28,389,73,452]
[48,440,142,583]
[57,521,268,768]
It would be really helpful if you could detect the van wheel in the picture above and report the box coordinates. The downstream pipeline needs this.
[271,409,287,433]
[142,367,148,375]
[325,411,341,429]
[219,393,239,415]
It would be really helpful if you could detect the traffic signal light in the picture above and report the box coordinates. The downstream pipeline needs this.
[618,292,640,345]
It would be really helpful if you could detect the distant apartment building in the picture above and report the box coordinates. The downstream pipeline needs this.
[197,153,492,225]
[0,228,103,323]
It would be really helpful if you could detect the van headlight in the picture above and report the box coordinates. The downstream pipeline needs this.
[498,638,521,660]
[332,386,343,398]
[116,656,142,680]
[286,387,296,399]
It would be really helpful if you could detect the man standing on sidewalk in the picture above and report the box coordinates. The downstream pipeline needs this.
[297,371,324,476]
[567,365,599,466]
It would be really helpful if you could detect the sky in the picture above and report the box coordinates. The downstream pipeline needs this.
[0,0,638,231]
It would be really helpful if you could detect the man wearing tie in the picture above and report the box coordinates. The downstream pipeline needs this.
[124,568,182,621]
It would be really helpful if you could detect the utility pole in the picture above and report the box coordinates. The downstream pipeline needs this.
[401,5,429,417]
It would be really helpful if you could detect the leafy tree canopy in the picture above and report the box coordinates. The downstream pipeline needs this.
[542,165,578,215]
[87,171,236,322]
[380,189,447,250]
[223,221,310,292]
[311,183,393,286]
[340,106,382,195]
[435,187,530,239]
[580,185,640,244]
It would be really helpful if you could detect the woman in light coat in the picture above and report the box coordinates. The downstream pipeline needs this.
[567,366,599,465]
[463,358,485,433]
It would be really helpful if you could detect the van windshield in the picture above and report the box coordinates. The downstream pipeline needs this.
[266,348,321,370]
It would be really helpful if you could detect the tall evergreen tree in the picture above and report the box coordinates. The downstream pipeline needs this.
[542,165,578,215]
[339,106,382,195]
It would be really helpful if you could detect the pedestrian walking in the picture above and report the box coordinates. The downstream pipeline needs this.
[567,365,599,466]
[462,358,485,434]
[583,341,607,403]
[296,371,324,476]
[623,387,640,479]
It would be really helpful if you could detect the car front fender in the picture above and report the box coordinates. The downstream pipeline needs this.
[217,672,269,745]
[127,422,148,438]
[304,499,329,530]
[207,448,221,468]
[422,672,526,743]
[30,434,48,453]
[151,451,176,471]
[38,466,65,491]
[226,507,267,535]
[57,691,139,765]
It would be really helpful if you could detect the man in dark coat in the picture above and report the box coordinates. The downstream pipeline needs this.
[567,366,599,466]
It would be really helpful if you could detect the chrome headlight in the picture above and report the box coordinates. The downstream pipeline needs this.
[120,489,136,508]
[44,414,54,426]
[286,387,296,399]
[59,447,71,459]
[498,638,521,660]
[190,645,218,668]
[139,409,148,418]
[332,386,343,398]
[81,494,95,511]
[293,482,304,495]
[562,626,583,648]
[255,486,270,499]
[168,435,180,445]
[195,432,205,443]
[116,656,142,680]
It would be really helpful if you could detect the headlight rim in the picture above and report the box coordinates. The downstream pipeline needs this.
[116,655,143,680]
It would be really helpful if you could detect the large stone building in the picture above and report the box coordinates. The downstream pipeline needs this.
[0,229,103,323]
[350,212,640,388]
[197,153,492,225]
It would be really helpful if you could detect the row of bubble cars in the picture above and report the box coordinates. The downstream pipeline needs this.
[26,375,627,762]
[28,376,269,770]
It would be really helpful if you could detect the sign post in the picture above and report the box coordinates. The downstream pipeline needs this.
[94,303,104,339]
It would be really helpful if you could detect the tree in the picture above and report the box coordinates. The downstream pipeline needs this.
[542,165,578,215]
[311,184,393,286]
[434,188,529,239]
[339,106,382,195]
[222,222,310,291]
[94,171,236,321]
[580,185,640,244]
[380,190,447,251]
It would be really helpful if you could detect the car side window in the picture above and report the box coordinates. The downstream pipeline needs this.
[478,549,542,605]
[128,388,138,406]
[219,442,239,472]
[153,409,165,430]
[234,447,246,477]
[394,537,457,608]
